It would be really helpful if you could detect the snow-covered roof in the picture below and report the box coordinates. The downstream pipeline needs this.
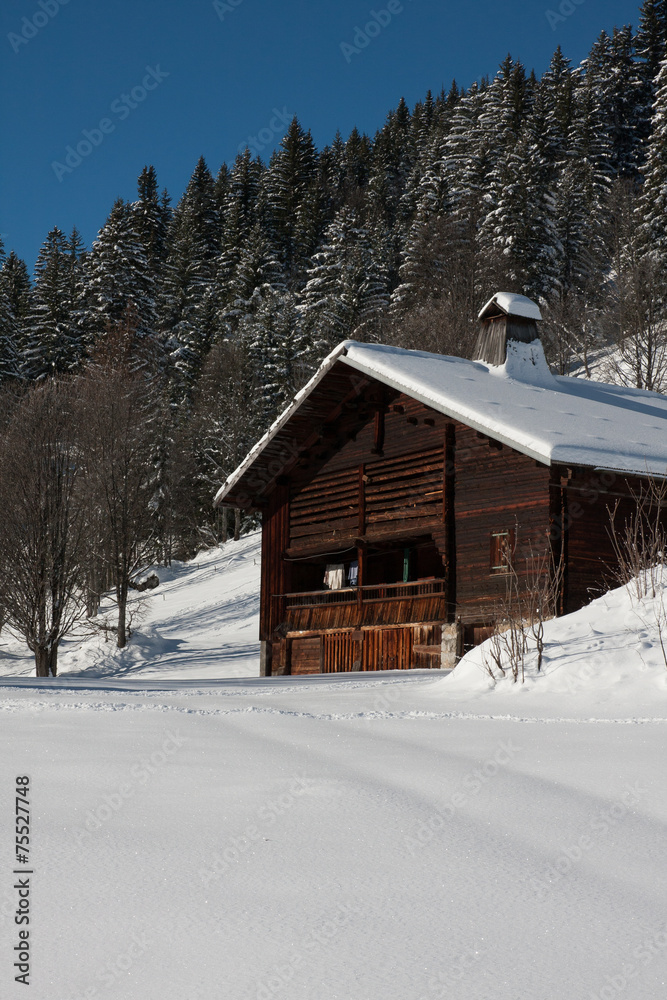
[478,292,543,322]
[214,339,667,506]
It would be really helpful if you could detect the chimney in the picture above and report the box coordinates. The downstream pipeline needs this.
[474,292,542,366]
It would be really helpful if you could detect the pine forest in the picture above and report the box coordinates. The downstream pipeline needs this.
[1,2,667,673]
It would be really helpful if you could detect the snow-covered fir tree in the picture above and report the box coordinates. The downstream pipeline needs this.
[639,58,667,267]
[0,240,22,381]
[299,207,389,359]
[3,18,667,559]
[23,228,84,378]
[80,199,157,352]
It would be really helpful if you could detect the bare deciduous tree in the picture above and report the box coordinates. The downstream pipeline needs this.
[606,476,667,671]
[607,477,667,601]
[76,325,161,648]
[0,380,87,676]
[482,540,563,682]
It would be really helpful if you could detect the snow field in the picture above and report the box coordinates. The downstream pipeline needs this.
[0,531,666,998]
[1,687,666,999]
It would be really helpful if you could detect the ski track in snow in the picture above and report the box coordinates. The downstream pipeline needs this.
[1,691,666,725]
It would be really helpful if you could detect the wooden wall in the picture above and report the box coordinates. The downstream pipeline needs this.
[453,422,553,624]
[287,391,449,558]
[286,592,447,633]
[260,380,562,653]
[562,470,662,613]
[259,483,290,641]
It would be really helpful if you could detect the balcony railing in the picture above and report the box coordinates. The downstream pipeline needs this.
[282,579,446,610]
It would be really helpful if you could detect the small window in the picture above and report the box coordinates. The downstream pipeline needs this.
[490,529,515,575]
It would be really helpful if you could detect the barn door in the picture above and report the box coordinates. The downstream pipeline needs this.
[412,624,443,669]
[363,627,413,671]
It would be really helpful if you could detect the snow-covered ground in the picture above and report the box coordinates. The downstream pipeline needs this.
[1,532,666,999]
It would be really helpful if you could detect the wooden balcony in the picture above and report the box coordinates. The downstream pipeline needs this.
[277,579,447,632]
[283,579,446,608]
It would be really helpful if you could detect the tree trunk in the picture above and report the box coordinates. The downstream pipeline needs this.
[48,644,58,677]
[86,574,100,617]
[117,582,128,649]
[35,647,49,677]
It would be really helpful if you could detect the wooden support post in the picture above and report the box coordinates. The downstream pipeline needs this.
[357,463,366,613]
[444,423,456,620]
[357,543,365,612]
[259,640,272,677]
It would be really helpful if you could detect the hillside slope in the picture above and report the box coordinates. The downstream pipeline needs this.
[0,531,262,680]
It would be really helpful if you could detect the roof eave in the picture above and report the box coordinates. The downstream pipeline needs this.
[213,341,353,507]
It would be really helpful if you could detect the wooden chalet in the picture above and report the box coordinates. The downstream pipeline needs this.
[214,292,667,676]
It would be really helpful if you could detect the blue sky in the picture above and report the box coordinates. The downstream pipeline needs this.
[0,0,644,271]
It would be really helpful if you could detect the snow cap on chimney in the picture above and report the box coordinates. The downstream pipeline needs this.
[474,291,542,367]
[478,292,542,323]
[474,292,553,386]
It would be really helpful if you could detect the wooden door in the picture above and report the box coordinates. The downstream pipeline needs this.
[363,627,413,671]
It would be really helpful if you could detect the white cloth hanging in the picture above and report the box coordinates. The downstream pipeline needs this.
[348,561,359,586]
[324,563,345,590]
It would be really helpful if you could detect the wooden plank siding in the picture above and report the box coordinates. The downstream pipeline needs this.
[286,392,450,558]
[286,592,447,633]
[259,483,290,641]
[452,422,552,625]
[317,624,441,673]
[289,467,359,552]
[364,448,444,528]
[290,636,322,675]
